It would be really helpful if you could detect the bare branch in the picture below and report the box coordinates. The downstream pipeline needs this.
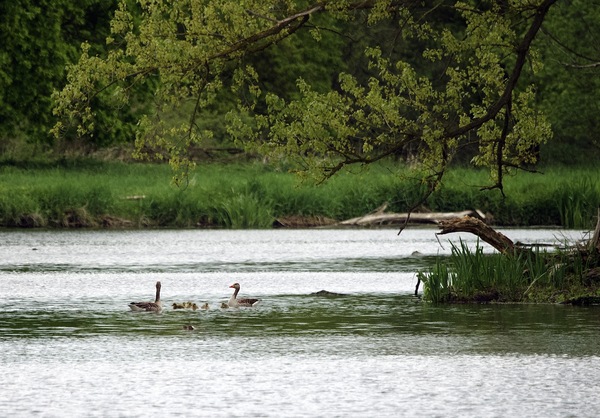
[540,26,600,66]
[562,61,600,69]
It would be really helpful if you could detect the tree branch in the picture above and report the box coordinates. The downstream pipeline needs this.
[447,0,558,138]
[211,4,325,61]
[437,216,519,255]
[540,26,600,66]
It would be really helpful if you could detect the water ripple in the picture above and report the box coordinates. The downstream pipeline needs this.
[0,255,439,274]
[0,228,597,417]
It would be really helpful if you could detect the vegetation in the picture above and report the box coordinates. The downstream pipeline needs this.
[49,1,600,190]
[3,1,600,304]
[1,161,598,229]
[0,0,150,151]
[419,239,600,304]
[1,2,598,169]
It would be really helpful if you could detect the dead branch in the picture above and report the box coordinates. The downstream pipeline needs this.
[436,215,519,255]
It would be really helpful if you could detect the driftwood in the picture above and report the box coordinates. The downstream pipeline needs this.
[338,205,486,227]
[437,208,600,256]
[437,215,519,255]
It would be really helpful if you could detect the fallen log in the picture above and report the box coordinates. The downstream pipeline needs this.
[437,215,518,255]
[338,209,485,227]
[437,213,600,258]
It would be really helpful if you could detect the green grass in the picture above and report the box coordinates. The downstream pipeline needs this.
[0,160,599,229]
[430,166,600,228]
[419,240,538,303]
[419,239,600,304]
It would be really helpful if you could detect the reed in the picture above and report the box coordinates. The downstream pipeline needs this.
[417,262,454,304]
[420,238,596,303]
[554,177,600,229]
[433,169,557,226]
[0,192,44,227]
[420,240,525,303]
[217,194,274,228]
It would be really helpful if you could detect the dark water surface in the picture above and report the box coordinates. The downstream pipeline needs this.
[0,229,598,417]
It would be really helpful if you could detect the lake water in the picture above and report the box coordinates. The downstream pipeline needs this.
[0,228,599,417]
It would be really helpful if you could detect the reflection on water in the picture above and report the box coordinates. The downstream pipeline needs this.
[0,228,599,417]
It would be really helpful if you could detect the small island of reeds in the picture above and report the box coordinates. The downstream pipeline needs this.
[416,214,600,305]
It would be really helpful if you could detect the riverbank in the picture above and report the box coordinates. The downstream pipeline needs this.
[3,159,599,305]
[1,159,599,229]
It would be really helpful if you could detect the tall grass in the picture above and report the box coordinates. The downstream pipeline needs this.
[431,167,600,227]
[0,160,599,228]
[419,240,541,303]
[555,177,600,229]
[419,239,596,303]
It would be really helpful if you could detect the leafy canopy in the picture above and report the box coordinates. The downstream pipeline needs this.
[53,0,557,192]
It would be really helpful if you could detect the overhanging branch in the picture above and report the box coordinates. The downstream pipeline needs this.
[447,0,558,138]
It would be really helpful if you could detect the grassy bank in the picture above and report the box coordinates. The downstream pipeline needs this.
[0,160,599,229]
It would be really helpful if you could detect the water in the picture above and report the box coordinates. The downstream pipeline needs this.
[0,228,599,417]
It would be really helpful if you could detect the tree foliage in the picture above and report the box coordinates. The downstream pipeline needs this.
[52,0,560,191]
[0,0,137,149]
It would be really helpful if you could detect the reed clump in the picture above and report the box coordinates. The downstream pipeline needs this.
[419,240,600,304]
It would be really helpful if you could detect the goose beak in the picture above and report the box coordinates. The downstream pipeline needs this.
[229,284,235,288]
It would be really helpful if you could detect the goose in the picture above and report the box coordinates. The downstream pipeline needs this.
[200,302,209,310]
[129,281,162,312]
[220,302,229,309]
[228,283,260,307]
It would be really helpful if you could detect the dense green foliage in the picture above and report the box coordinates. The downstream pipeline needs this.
[1,161,598,229]
[0,0,153,155]
[1,1,598,170]
[535,0,600,164]
[46,0,600,188]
